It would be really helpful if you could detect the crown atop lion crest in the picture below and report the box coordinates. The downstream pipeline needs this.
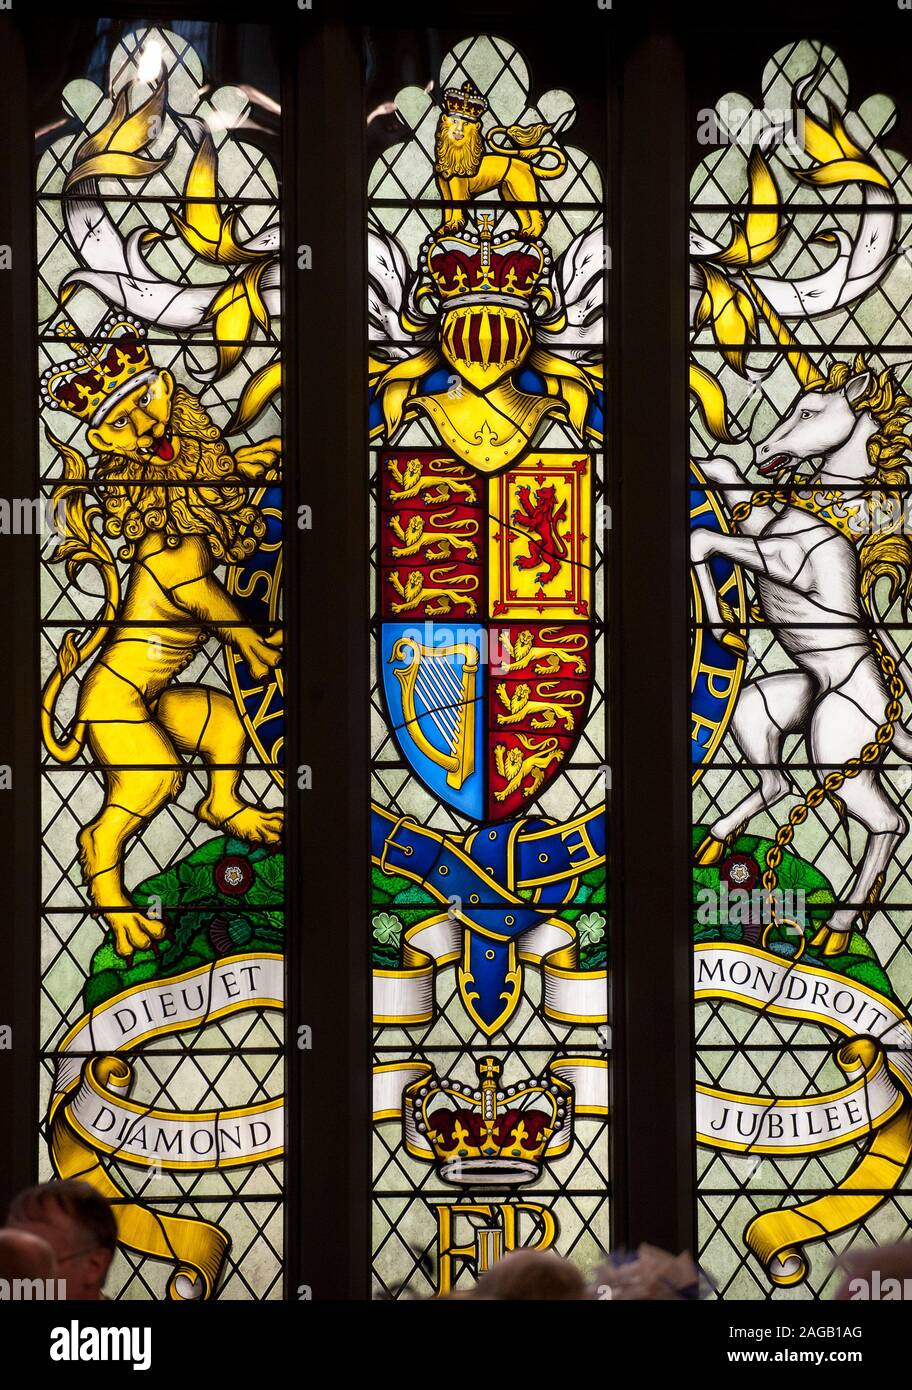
[407,1056,572,1187]
[424,217,549,307]
[41,314,157,426]
[441,79,488,121]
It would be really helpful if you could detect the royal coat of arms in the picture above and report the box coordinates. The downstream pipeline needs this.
[370,75,603,827]
[368,38,609,1295]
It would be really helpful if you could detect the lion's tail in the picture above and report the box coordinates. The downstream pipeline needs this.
[527,150,568,180]
[41,431,121,764]
[488,123,568,179]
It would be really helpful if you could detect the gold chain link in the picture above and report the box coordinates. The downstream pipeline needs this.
[727,491,906,923]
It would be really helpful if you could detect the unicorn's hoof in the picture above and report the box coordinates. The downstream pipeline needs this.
[694,833,726,866]
[694,821,745,867]
[810,925,850,958]
[721,631,748,657]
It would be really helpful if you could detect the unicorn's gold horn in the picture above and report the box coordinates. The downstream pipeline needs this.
[740,271,825,389]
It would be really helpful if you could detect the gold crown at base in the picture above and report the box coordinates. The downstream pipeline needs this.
[407,1056,572,1187]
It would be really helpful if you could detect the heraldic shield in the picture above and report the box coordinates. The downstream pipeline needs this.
[224,482,285,785]
[379,449,594,821]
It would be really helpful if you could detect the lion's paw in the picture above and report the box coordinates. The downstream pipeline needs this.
[229,807,284,845]
[200,802,284,845]
[110,911,168,959]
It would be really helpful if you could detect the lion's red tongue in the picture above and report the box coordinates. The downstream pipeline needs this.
[155,438,174,460]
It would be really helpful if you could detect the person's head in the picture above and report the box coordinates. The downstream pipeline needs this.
[6,1180,117,1300]
[470,1248,588,1301]
[0,1228,57,1283]
[835,1241,912,1300]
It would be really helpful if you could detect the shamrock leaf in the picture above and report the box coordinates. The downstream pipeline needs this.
[372,912,403,948]
[576,912,606,947]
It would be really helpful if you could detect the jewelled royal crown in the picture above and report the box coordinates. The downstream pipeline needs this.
[441,79,488,121]
[425,216,549,305]
[407,1056,572,1187]
[41,314,157,426]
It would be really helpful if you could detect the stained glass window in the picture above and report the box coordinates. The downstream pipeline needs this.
[37,23,285,1299]
[690,39,912,1297]
[367,32,609,1297]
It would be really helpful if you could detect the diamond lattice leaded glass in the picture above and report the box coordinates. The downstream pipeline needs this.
[690,40,912,1297]
[37,23,284,1300]
[367,34,609,1297]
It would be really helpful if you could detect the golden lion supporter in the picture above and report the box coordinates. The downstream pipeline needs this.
[40,316,283,960]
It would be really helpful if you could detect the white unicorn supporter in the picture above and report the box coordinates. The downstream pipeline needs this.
[692,362,912,955]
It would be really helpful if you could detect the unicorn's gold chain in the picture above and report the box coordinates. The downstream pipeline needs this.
[731,489,782,524]
[760,637,903,908]
[727,492,905,923]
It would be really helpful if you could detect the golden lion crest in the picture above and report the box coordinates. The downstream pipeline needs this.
[433,82,567,240]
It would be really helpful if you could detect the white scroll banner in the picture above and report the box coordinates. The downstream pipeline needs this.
[50,953,285,1170]
[697,1044,904,1153]
[694,943,912,1152]
[374,914,607,1026]
[695,944,912,1061]
[62,1055,284,1170]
